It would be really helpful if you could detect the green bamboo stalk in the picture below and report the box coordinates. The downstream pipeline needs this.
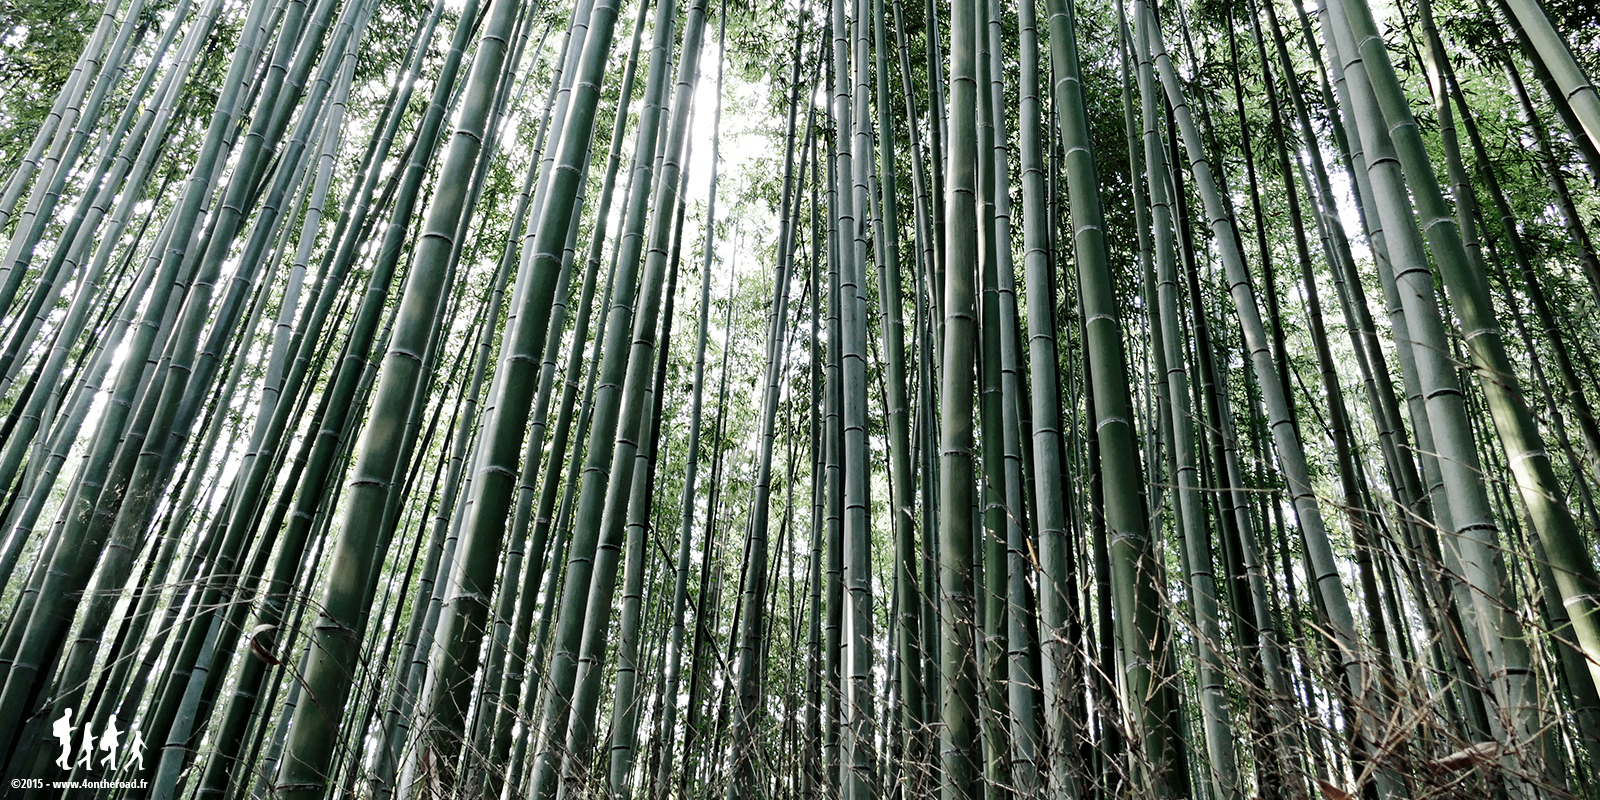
[939,0,981,790]
[655,65,744,800]
[1495,0,1600,164]
[0,0,133,309]
[1329,0,1568,777]
[726,8,802,795]
[268,0,526,790]
[478,6,649,793]
[1016,0,1080,793]
[870,0,925,789]
[522,0,688,785]
[0,0,125,240]
[550,2,709,790]
[838,0,877,793]
[0,0,278,758]
[1139,1,1397,793]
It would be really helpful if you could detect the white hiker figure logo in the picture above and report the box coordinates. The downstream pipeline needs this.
[75,724,93,769]
[98,718,120,769]
[126,728,146,772]
[50,709,146,772]
[51,708,74,769]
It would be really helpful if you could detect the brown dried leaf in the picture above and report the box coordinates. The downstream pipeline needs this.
[1428,741,1500,774]
[1316,780,1354,800]
[249,623,281,665]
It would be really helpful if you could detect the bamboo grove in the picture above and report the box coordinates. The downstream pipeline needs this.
[0,0,1599,790]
